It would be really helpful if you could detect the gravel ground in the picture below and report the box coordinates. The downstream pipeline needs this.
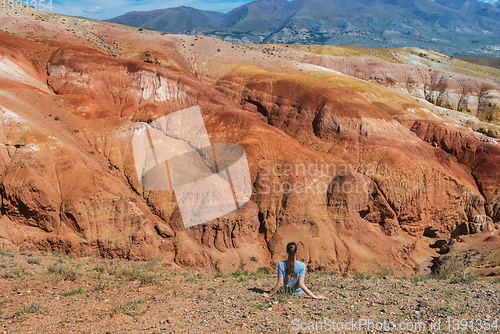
[0,251,499,333]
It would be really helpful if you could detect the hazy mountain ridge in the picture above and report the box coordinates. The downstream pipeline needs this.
[108,0,500,56]
[110,6,224,33]
[435,0,500,20]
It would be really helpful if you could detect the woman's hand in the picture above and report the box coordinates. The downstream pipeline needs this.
[262,276,283,298]
[298,276,326,300]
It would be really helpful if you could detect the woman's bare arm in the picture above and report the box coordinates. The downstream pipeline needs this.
[261,276,284,298]
[298,276,326,299]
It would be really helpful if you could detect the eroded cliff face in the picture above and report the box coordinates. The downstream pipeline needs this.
[409,120,500,224]
[215,69,487,238]
[301,54,500,128]
[0,10,499,275]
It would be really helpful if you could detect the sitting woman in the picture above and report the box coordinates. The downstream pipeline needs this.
[261,242,326,299]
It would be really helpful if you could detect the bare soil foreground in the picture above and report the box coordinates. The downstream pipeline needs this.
[1,252,499,334]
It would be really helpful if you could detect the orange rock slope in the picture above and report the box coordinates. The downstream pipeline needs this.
[0,10,499,275]
[301,53,500,127]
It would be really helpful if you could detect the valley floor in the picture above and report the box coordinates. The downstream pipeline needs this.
[0,252,499,333]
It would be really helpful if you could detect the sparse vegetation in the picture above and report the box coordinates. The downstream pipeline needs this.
[256,267,272,275]
[310,270,338,279]
[0,251,498,332]
[458,56,500,70]
[142,257,162,272]
[62,286,86,296]
[111,298,147,317]
[449,275,475,284]
[251,267,273,278]
[274,289,295,303]
[229,268,249,282]
[47,263,79,281]
[93,260,118,275]
[376,265,394,278]
[1,267,21,279]
[435,260,474,281]
[412,258,477,284]
[253,303,268,310]
[413,274,438,282]
[0,251,15,257]
[353,271,372,280]
[13,303,49,321]
[285,44,500,81]
[92,277,109,291]
[116,265,158,286]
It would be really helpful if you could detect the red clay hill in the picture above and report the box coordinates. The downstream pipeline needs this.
[0,9,499,275]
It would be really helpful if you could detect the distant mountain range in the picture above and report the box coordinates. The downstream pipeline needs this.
[108,0,500,56]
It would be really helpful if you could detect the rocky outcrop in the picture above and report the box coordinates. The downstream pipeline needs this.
[0,11,499,276]
[409,119,500,224]
[302,54,500,127]
[216,68,491,240]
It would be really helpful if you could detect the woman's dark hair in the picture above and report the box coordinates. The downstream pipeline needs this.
[285,242,297,281]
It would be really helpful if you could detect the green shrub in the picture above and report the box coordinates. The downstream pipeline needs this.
[274,289,295,303]
[62,287,86,296]
[254,303,268,310]
[111,298,147,317]
[413,274,439,282]
[13,303,48,321]
[93,260,118,275]
[0,251,15,257]
[47,264,79,281]
[377,267,394,278]
[231,269,249,281]
[353,271,371,280]
[256,267,272,275]
[232,268,248,277]
[449,275,475,284]
[142,258,162,272]
[1,268,21,279]
[436,261,472,281]
[93,280,109,291]
[116,266,158,286]
[251,267,274,279]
